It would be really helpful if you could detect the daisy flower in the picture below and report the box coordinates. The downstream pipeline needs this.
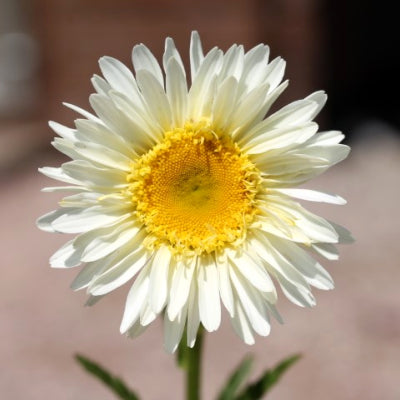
[37,32,351,352]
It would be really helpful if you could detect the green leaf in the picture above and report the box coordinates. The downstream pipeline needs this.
[217,356,254,400]
[234,354,301,400]
[75,354,140,400]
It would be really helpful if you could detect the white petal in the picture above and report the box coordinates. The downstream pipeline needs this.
[230,299,255,345]
[188,47,222,120]
[218,44,244,82]
[108,90,162,144]
[263,57,286,91]
[41,186,87,193]
[263,197,339,243]
[256,205,294,238]
[50,206,129,234]
[50,239,81,268]
[227,82,270,133]
[91,74,111,96]
[264,301,284,324]
[253,212,311,244]
[167,257,196,320]
[149,246,172,313]
[277,272,316,307]
[74,119,136,158]
[165,57,188,128]
[251,234,315,307]
[76,141,132,171]
[49,121,76,140]
[227,249,276,297]
[63,102,101,122]
[186,277,200,348]
[76,223,141,263]
[243,80,290,136]
[164,306,187,353]
[261,98,320,130]
[258,167,327,188]
[54,138,132,172]
[51,138,82,161]
[70,261,106,290]
[136,69,172,131]
[197,254,221,332]
[99,56,139,99]
[120,264,151,333]
[62,160,127,189]
[268,236,334,290]
[37,209,67,232]
[140,303,157,326]
[216,251,234,317]
[312,130,345,146]
[250,232,311,292]
[305,91,327,119]
[229,266,271,336]
[252,149,320,178]
[59,192,103,207]
[252,150,323,178]
[74,118,126,151]
[235,80,289,143]
[163,37,185,73]
[238,44,269,95]
[290,206,339,243]
[212,76,239,131]
[301,143,350,166]
[273,189,346,205]
[310,243,339,260]
[189,31,204,83]
[244,123,318,155]
[89,94,143,143]
[132,44,164,85]
[39,166,80,185]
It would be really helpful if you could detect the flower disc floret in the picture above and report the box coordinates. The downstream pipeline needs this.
[128,121,260,255]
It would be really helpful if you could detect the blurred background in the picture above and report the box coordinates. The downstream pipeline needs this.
[1,0,399,399]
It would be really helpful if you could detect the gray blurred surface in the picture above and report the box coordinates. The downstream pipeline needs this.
[1,125,399,399]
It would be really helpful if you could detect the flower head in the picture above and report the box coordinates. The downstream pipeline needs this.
[38,32,351,352]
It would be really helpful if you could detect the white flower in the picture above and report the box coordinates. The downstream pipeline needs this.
[37,32,352,352]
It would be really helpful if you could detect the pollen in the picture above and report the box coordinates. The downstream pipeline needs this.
[127,121,260,255]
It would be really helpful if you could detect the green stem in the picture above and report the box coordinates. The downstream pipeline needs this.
[185,329,203,400]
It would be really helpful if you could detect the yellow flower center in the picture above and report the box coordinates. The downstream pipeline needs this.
[128,121,260,255]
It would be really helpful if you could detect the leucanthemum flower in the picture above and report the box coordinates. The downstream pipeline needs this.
[38,32,352,352]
